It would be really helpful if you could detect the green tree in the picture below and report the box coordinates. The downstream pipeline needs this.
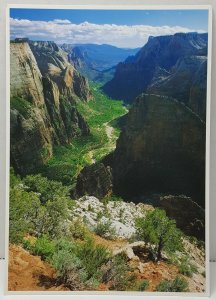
[42,197,69,238]
[9,175,70,242]
[23,174,70,204]
[10,167,21,188]
[135,209,183,261]
[9,187,41,243]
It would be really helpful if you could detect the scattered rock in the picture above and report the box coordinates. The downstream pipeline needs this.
[70,196,149,239]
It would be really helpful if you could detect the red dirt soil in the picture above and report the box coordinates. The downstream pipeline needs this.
[8,244,68,291]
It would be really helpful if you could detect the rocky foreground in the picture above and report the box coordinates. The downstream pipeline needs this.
[9,194,206,293]
[67,195,206,292]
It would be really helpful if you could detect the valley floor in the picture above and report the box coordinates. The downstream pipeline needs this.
[44,82,127,185]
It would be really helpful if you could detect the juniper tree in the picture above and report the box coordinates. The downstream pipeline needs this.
[135,208,183,261]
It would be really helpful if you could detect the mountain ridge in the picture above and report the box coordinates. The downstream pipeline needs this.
[61,43,140,82]
[103,32,208,120]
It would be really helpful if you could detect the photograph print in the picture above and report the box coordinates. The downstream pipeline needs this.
[8,6,211,294]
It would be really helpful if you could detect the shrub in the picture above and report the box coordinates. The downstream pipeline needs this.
[178,257,198,277]
[42,197,69,238]
[9,186,41,243]
[155,276,189,292]
[22,239,33,251]
[43,163,75,185]
[138,280,149,291]
[51,238,86,290]
[31,235,55,261]
[23,174,70,204]
[94,220,116,240]
[75,237,110,281]
[96,211,103,220]
[9,174,71,242]
[69,219,90,240]
[51,237,110,289]
[135,208,183,261]
[102,254,136,291]
[102,195,123,204]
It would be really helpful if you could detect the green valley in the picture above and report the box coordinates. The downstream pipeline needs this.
[43,82,127,186]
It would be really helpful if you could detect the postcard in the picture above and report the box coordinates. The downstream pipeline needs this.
[6,5,212,296]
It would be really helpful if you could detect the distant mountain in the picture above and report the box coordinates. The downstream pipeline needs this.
[61,43,140,83]
[103,32,208,120]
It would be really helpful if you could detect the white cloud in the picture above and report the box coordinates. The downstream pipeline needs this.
[52,19,71,24]
[10,18,205,48]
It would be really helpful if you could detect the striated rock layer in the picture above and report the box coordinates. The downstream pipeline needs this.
[10,41,91,174]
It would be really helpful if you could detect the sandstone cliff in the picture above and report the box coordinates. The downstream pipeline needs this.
[29,41,91,101]
[110,94,205,207]
[10,41,90,174]
[147,56,207,120]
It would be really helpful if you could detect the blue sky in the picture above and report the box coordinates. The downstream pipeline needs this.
[10,9,208,48]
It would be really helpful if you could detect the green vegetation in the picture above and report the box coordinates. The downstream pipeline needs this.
[178,256,198,277]
[94,220,116,240]
[103,254,136,291]
[155,276,189,292]
[51,238,86,289]
[138,280,149,291]
[102,194,123,204]
[77,82,126,128]
[9,170,137,291]
[135,208,183,261]
[75,237,110,281]
[10,167,21,187]
[50,237,137,291]
[69,219,91,240]
[43,82,126,185]
[28,235,55,261]
[9,172,71,243]
[10,185,41,243]
[11,96,32,118]
[23,174,70,204]
[23,235,109,289]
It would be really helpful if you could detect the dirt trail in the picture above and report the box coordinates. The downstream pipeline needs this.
[8,244,68,292]
[85,121,116,164]
[88,150,96,164]
[104,122,114,141]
